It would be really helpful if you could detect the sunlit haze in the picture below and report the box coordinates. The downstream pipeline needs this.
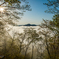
[0,7,4,12]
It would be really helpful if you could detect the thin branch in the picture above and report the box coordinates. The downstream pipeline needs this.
[2,6,18,9]
[0,2,6,6]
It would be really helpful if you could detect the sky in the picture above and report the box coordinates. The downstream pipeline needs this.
[18,0,54,25]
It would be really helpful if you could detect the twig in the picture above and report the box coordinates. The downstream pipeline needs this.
[0,2,6,6]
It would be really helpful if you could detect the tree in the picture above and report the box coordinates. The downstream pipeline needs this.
[0,0,31,58]
[40,17,59,59]
[0,0,31,40]
[44,0,59,14]
[16,33,26,54]
[0,0,31,25]
[50,14,59,28]
[40,0,59,58]
[23,28,40,59]
[0,0,31,38]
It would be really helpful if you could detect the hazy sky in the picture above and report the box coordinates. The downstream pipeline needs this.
[18,0,53,25]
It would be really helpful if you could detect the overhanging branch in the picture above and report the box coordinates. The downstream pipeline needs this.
[0,2,6,6]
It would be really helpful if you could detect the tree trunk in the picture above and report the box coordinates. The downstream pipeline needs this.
[25,46,29,56]
[46,38,51,59]
[31,43,34,59]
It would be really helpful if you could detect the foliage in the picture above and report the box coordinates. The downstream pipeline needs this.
[41,1,59,58]
[0,0,31,25]
[50,14,59,28]
[0,34,31,59]
[0,27,42,59]
[0,0,32,59]
[41,7,59,59]
[4,0,21,5]
[44,0,59,14]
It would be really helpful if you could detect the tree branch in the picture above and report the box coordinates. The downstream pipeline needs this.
[0,2,6,6]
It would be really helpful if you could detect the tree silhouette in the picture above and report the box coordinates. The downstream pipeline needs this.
[44,0,59,14]
[40,0,59,59]
[0,0,31,59]
[0,0,31,25]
